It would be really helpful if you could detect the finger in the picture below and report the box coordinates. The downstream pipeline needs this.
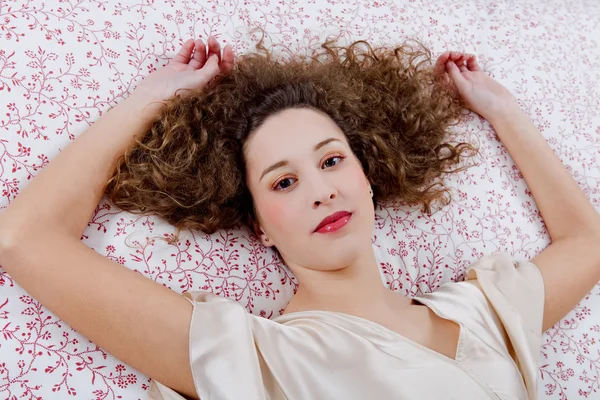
[434,51,452,81]
[454,53,470,71]
[195,54,221,87]
[437,51,451,65]
[442,51,466,72]
[171,39,195,64]
[466,54,482,71]
[207,36,221,63]
[450,51,465,62]
[220,44,235,75]
[446,61,466,87]
[188,40,207,69]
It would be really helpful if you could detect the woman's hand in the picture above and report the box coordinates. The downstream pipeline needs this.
[133,36,235,105]
[434,51,519,122]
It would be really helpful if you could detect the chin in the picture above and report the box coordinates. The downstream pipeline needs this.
[325,240,366,268]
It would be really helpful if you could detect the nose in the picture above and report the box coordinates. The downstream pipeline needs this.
[312,177,337,208]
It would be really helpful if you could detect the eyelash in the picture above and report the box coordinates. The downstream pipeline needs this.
[272,154,346,191]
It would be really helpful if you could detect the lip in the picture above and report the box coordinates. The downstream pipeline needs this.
[314,211,352,233]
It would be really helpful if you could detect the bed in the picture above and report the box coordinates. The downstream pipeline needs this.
[1,0,599,398]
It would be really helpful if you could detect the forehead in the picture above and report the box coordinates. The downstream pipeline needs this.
[245,107,348,174]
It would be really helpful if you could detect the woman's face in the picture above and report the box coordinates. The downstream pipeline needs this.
[244,107,375,272]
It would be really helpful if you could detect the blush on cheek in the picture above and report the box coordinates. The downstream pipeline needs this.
[350,165,370,191]
[261,198,290,232]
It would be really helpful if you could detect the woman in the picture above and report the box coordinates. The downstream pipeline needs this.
[1,35,599,400]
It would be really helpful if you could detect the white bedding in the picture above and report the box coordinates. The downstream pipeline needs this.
[1,0,599,398]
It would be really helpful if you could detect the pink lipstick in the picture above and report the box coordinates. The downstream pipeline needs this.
[314,211,352,234]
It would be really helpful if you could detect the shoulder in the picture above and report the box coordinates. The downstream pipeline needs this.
[414,277,505,340]
[463,251,544,334]
[414,252,544,337]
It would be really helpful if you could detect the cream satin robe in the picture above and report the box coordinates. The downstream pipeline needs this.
[148,252,544,400]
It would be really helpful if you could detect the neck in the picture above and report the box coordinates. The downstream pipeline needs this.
[283,248,413,317]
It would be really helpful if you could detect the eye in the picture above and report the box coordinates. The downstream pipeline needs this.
[271,154,345,192]
[273,177,297,191]
[322,154,344,169]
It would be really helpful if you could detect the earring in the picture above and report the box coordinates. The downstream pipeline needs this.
[369,187,373,197]
[265,238,269,242]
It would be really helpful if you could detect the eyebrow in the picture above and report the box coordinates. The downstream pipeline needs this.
[259,137,342,181]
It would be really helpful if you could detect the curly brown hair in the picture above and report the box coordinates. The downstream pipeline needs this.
[104,35,478,244]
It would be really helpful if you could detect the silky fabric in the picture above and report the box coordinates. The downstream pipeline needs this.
[148,252,545,400]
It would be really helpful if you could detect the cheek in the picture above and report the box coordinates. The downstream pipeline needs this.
[349,163,369,192]
[259,197,296,232]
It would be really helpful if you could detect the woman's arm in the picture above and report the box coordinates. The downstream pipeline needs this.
[0,37,232,242]
[0,91,199,397]
[0,93,161,241]
[488,107,600,331]
[487,108,600,243]
[0,37,233,398]
[440,52,600,331]
[0,229,198,398]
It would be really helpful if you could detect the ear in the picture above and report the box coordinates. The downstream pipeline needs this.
[252,221,274,247]
[259,233,274,248]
